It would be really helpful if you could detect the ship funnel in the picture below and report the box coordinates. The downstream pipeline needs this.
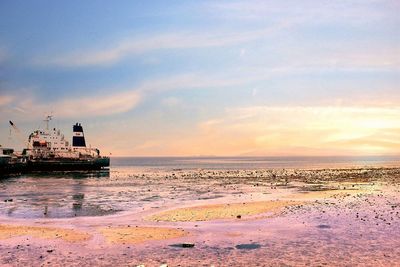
[72,123,86,147]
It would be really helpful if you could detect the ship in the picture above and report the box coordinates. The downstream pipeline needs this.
[0,116,110,174]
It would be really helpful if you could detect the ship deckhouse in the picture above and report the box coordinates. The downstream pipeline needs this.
[29,128,69,150]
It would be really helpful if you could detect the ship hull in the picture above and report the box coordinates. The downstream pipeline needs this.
[0,157,110,175]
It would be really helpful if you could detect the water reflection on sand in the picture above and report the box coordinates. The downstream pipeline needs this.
[0,170,114,218]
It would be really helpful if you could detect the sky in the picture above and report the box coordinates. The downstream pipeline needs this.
[0,0,399,156]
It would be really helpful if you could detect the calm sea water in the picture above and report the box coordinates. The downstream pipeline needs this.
[111,155,400,171]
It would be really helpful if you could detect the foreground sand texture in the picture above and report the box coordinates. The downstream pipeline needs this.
[0,167,399,266]
[99,226,188,244]
[0,224,90,242]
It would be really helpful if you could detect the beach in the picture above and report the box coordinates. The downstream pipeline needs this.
[0,162,400,266]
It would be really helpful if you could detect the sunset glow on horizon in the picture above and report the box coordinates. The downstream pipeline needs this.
[0,1,399,156]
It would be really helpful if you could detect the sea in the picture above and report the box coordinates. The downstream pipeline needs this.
[111,155,400,171]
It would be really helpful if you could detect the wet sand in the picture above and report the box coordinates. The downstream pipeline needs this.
[0,167,399,266]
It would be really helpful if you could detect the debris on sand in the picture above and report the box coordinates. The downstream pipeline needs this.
[169,243,195,248]
[235,243,261,250]
[317,224,331,229]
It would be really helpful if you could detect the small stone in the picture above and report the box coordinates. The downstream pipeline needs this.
[236,215,242,219]
[235,243,261,250]
[169,243,195,248]
[317,224,331,229]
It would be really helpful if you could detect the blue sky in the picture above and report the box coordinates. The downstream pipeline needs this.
[0,0,399,156]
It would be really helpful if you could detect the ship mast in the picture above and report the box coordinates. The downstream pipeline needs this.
[44,115,53,130]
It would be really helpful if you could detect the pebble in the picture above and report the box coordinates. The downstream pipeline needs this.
[169,243,195,248]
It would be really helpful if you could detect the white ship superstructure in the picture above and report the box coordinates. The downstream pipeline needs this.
[24,116,100,159]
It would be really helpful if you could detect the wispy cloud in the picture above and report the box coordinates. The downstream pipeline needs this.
[35,24,289,67]
[54,90,141,117]
[1,90,141,120]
